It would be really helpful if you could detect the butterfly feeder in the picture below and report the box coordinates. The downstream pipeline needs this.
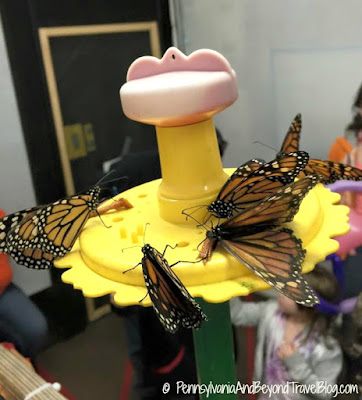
[55,47,350,399]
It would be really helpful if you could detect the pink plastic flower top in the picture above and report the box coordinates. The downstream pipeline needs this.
[120,47,238,127]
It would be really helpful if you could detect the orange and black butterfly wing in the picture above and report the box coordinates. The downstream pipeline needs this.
[0,207,41,253]
[7,194,95,257]
[279,113,302,155]
[279,114,362,183]
[222,175,319,231]
[215,159,265,201]
[227,152,309,210]
[220,228,318,305]
[142,246,207,333]
[301,159,362,184]
[9,247,54,269]
[208,152,309,218]
[40,195,94,256]
[231,159,266,180]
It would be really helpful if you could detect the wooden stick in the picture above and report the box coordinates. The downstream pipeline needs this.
[0,346,66,400]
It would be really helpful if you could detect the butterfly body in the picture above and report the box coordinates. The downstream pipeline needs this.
[207,199,235,219]
[200,176,320,306]
[206,222,276,242]
[140,244,207,333]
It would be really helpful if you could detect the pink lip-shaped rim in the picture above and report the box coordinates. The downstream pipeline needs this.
[127,47,234,81]
[121,47,238,127]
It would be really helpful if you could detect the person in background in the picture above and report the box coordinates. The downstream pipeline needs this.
[231,265,342,400]
[340,292,362,398]
[331,83,362,215]
[0,208,49,359]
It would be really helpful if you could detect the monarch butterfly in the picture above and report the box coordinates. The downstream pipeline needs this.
[199,176,320,306]
[124,244,207,333]
[280,114,362,183]
[0,188,132,269]
[205,151,309,219]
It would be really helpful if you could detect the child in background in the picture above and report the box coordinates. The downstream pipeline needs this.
[342,292,362,396]
[231,265,342,400]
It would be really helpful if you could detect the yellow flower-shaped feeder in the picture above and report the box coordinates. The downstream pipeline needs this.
[55,48,349,399]
[55,170,348,306]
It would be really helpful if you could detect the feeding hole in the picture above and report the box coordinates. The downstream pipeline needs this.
[120,227,127,239]
[131,232,139,244]
[113,217,124,222]
[177,241,189,248]
[172,54,175,60]
[138,194,147,198]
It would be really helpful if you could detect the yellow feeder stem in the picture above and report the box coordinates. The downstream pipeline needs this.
[156,119,229,223]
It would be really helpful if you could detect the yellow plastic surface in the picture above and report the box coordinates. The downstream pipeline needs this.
[54,172,350,307]
[156,119,229,223]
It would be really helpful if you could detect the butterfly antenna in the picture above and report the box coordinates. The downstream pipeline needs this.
[95,169,116,186]
[100,176,129,186]
[253,140,278,153]
[96,210,111,228]
[143,223,150,245]
[181,204,207,220]
[121,245,142,253]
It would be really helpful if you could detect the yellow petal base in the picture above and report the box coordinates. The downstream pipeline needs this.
[54,169,350,307]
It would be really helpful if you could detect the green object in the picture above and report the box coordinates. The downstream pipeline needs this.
[193,299,237,399]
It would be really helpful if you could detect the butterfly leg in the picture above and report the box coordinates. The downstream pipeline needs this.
[94,210,112,229]
[169,258,204,268]
[123,262,141,274]
[162,243,178,257]
[138,291,149,303]
[202,211,213,226]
